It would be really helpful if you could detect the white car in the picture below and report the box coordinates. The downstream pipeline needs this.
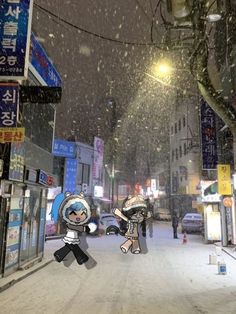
[99,213,120,235]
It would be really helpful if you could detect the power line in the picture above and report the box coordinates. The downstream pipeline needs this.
[34,3,163,48]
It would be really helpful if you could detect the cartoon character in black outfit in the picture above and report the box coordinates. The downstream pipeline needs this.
[107,195,152,254]
[53,192,97,265]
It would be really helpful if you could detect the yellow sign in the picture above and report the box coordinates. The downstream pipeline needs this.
[0,128,25,143]
[217,164,232,195]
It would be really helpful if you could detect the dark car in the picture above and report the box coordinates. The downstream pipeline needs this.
[181,213,203,234]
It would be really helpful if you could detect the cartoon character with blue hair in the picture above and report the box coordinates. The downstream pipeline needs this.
[54,192,97,265]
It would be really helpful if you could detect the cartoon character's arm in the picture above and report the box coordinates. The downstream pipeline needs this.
[113,208,129,222]
[84,222,97,233]
[146,211,152,219]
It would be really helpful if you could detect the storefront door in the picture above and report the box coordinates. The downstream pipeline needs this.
[20,186,41,265]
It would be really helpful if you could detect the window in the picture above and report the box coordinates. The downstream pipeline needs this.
[179,145,182,158]
[183,115,186,127]
[184,143,187,155]
[176,148,178,160]
[171,125,174,135]
[172,150,175,161]
[77,163,90,185]
[178,119,181,131]
[175,122,177,134]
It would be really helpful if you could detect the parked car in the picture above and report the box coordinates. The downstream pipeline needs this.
[153,208,171,221]
[181,213,204,233]
[99,213,120,235]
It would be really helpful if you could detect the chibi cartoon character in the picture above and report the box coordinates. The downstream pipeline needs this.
[107,195,152,254]
[53,192,97,265]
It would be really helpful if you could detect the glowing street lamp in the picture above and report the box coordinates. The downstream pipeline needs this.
[151,60,173,77]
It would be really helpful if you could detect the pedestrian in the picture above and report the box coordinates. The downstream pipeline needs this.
[172,211,179,239]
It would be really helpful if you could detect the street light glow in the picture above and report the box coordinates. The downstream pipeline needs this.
[151,60,173,77]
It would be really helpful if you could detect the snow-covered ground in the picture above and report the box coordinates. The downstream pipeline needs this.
[0,221,236,314]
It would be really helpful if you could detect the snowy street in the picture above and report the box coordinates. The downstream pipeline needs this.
[0,221,236,314]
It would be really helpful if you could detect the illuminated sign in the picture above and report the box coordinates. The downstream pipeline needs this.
[0,83,19,127]
[217,164,232,195]
[37,169,55,187]
[0,0,33,80]
[0,127,24,143]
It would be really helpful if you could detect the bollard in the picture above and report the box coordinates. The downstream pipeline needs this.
[215,246,222,256]
[218,259,227,275]
[209,253,217,265]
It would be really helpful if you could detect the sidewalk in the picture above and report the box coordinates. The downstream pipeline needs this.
[0,239,59,293]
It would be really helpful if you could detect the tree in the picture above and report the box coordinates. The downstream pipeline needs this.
[165,0,236,168]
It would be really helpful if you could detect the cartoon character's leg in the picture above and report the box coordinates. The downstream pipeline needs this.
[70,244,89,265]
[54,244,71,262]
[131,239,141,254]
[120,239,132,253]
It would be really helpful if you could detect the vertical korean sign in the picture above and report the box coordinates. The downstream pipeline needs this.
[200,99,218,169]
[0,83,18,127]
[93,137,104,181]
[0,0,33,80]
[217,164,232,195]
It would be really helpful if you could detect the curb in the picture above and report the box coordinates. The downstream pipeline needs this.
[0,259,54,293]
[222,248,236,261]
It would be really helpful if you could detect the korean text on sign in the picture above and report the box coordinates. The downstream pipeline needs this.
[0,127,25,143]
[217,164,232,196]
[0,0,33,79]
[0,83,19,127]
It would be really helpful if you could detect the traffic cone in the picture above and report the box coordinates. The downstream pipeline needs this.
[182,231,187,244]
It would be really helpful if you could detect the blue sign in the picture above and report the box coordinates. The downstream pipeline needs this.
[37,169,55,186]
[53,139,76,158]
[30,33,62,87]
[0,0,33,79]
[0,83,19,127]
[63,158,77,193]
[201,99,218,169]
[9,142,25,181]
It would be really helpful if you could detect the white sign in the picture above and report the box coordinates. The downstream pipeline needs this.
[94,185,104,198]
[151,179,157,191]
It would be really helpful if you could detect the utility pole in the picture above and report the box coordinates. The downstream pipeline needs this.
[107,98,117,208]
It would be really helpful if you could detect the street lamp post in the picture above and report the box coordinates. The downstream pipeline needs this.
[107,98,117,208]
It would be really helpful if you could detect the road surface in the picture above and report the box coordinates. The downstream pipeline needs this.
[0,221,236,314]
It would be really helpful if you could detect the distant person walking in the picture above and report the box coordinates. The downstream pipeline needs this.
[172,211,179,239]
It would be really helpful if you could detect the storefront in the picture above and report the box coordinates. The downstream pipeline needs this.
[0,166,56,277]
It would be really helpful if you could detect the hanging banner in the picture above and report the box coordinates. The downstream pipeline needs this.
[63,158,77,193]
[217,164,232,195]
[0,0,34,80]
[0,127,24,143]
[0,83,19,127]
[200,99,218,169]
[93,137,104,180]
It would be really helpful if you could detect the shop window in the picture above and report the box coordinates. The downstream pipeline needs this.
[172,150,175,161]
[176,148,178,160]
[175,123,177,134]
[184,142,187,155]
[77,163,90,185]
[179,145,182,158]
